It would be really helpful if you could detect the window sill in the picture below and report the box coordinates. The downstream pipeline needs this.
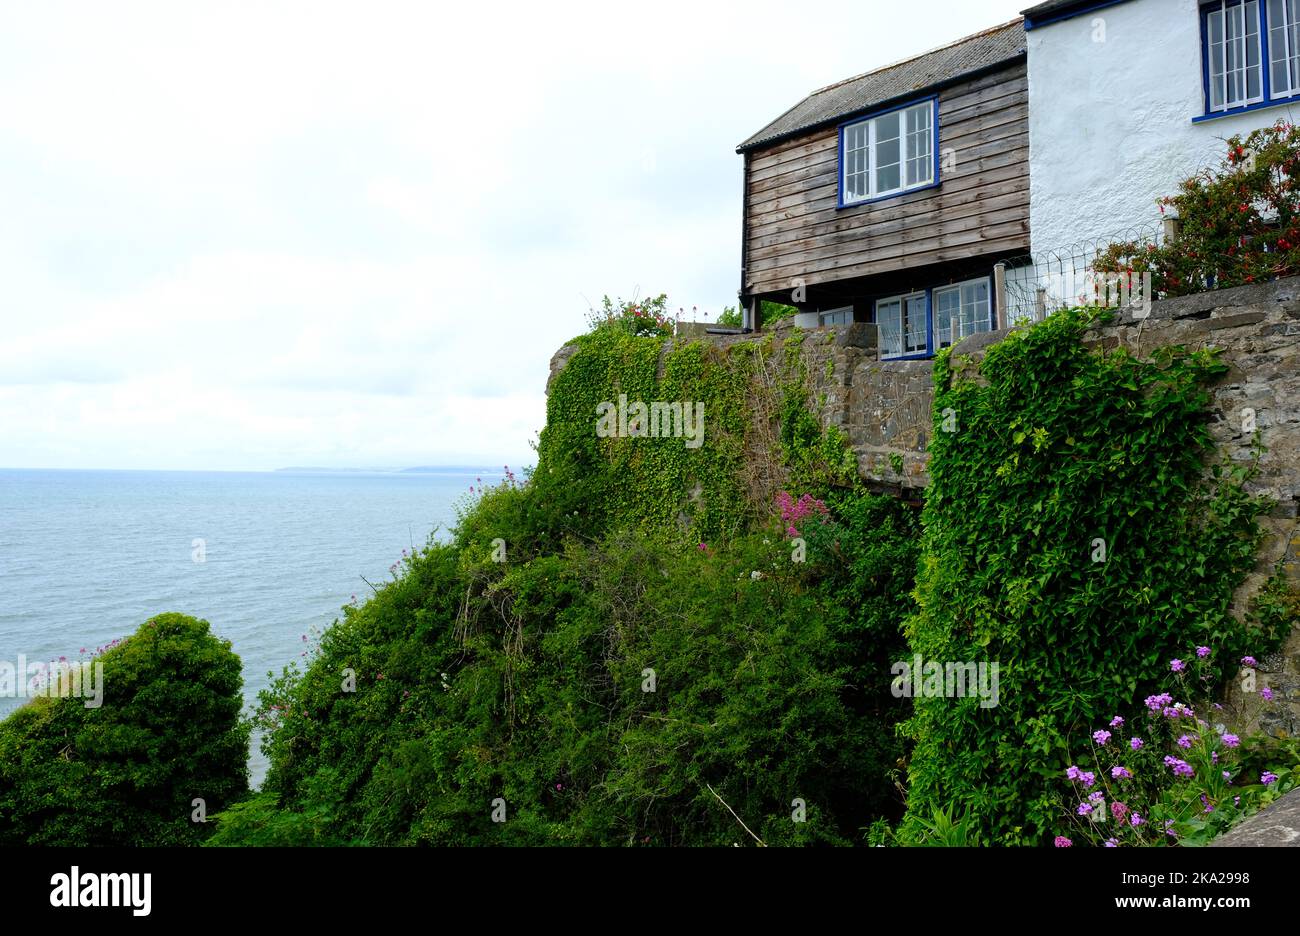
[878,352,933,361]
[839,179,941,209]
[1193,96,1300,123]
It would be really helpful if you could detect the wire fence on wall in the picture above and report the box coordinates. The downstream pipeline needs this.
[1000,221,1168,326]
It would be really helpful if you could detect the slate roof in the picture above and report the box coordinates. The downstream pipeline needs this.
[736,19,1026,154]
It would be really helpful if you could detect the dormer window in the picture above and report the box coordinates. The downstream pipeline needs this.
[840,98,938,206]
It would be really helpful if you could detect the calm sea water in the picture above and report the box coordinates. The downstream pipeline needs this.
[0,467,502,785]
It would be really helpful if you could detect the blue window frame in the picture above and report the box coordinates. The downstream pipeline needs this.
[1198,0,1300,119]
[839,96,940,207]
[873,275,995,360]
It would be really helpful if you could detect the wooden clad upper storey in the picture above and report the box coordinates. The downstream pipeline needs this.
[738,20,1030,299]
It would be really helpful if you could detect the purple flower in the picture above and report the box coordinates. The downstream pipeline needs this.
[1212,751,1219,764]
[1104,838,1119,847]
[1221,733,1240,748]
[1261,687,1274,701]
[1223,770,1232,780]
[1066,765,1081,780]
[1054,836,1072,847]
[1080,771,1097,789]
[1242,656,1258,667]
[1201,795,1214,814]
[1093,729,1112,745]
[1111,766,1132,780]
[1170,658,1186,673]
[1109,715,1124,728]
[1196,646,1211,658]
[1262,772,1279,786]
[1144,693,1172,711]
[1177,735,1193,749]
[1130,813,1144,827]
[1130,737,1144,751]
[1164,755,1194,777]
[1077,802,1093,816]
[1088,791,1105,802]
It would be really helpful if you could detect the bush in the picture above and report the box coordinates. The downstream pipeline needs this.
[219,489,917,846]
[1095,120,1300,296]
[899,307,1278,845]
[0,613,249,845]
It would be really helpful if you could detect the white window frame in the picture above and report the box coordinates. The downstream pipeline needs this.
[1205,0,1265,113]
[841,99,937,206]
[932,277,993,350]
[875,292,928,359]
[1268,0,1300,97]
[819,306,853,326]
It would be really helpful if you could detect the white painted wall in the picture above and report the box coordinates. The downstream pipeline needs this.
[1028,0,1300,258]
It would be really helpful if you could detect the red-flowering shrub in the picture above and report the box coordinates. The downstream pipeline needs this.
[1094,120,1300,297]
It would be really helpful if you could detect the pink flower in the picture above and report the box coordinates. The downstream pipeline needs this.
[1261,687,1274,701]
[1054,836,1072,847]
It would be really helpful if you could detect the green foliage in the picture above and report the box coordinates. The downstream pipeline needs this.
[221,489,918,845]
[0,613,249,846]
[717,305,742,328]
[899,306,1277,846]
[1095,120,1300,296]
[531,327,751,549]
[716,301,799,330]
[585,293,673,338]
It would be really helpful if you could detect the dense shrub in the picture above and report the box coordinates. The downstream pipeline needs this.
[0,613,249,846]
[1095,121,1300,296]
[899,307,1283,845]
[212,489,917,846]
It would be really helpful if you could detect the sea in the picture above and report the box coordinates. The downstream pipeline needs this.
[0,467,504,785]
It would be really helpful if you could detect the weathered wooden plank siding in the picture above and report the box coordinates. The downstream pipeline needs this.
[743,63,1029,295]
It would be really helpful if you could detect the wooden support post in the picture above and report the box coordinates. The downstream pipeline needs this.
[993,261,1008,331]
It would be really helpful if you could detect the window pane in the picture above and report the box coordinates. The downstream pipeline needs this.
[961,280,992,337]
[934,287,959,348]
[905,295,927,354]
[1247,1,1262,98]
[844,122,869,201]
[1210,9,1226,110]
[906,156,930,186]
[875,111,900,142]
[876,161,901,193]
[877,300,903,357]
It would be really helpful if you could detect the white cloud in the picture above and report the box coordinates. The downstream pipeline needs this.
[0,0,1023,469]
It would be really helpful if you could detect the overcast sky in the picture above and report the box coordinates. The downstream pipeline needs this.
[0,0,1024,470]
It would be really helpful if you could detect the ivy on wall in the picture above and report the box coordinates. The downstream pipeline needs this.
[533,326,856,550]
[899,306,1286,845]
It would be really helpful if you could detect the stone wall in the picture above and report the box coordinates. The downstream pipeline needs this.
[548,278,1300,734]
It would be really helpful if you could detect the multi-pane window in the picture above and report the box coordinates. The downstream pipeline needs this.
[876,293,927,359]
[842,100,936,204]
[933,278,992,349]
[1203,0,1265,112]
[819,307,853,326]
[1268,0,1300,96]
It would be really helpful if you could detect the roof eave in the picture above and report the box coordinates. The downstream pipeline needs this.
[735,51,1027,155]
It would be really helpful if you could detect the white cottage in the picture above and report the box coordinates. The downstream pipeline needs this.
[1024,0,1300,256]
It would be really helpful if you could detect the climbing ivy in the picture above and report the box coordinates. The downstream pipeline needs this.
[899,306,1285,845]
[531,326,857,550]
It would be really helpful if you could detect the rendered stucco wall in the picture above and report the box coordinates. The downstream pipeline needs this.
[1028,0,1300,257]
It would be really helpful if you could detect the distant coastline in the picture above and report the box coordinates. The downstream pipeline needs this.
[275,465,515,475]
